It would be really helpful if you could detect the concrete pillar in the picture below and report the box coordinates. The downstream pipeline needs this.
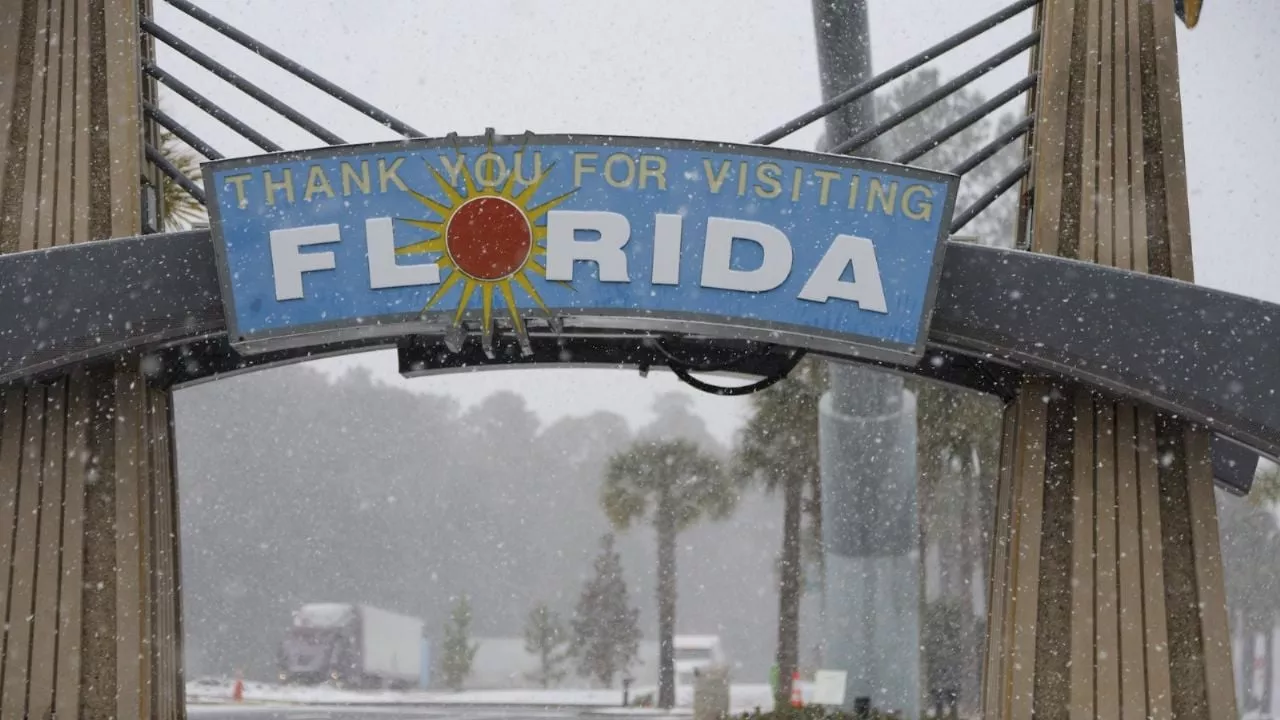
[982,2,1236,720]
[0,1,185,717]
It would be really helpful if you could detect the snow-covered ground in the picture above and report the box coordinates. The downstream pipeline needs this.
[582,683,779,716]
[186,678,782,712]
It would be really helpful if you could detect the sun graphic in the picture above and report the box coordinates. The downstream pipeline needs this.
[394,153,575,343]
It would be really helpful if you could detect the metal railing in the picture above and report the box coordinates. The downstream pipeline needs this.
[752,0,1039,245]
[144,0,1038,248]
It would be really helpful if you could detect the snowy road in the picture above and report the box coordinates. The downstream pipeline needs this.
[186,702,629,712]
[187,707,628,720]
[183,680,774,719]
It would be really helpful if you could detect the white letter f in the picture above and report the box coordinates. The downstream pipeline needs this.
[270,224,340,300]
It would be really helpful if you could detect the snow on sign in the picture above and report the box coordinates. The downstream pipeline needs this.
[203,132,959,362]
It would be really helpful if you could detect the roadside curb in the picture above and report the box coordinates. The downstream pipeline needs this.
[188,699,762,717]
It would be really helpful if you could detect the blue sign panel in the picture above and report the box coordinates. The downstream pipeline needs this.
[203,133,958,363]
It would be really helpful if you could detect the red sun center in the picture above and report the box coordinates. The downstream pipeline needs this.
[445,196,533,281]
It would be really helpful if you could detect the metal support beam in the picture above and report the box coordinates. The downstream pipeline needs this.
[756,0,1038,145]
[144,64,283,152]
[142,18,347,145]
[162,0,425,138]
[830,31,1041,155]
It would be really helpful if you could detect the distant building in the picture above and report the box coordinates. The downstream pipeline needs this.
[673,635,725,689]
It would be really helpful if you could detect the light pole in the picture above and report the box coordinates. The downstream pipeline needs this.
[811,3,921,718]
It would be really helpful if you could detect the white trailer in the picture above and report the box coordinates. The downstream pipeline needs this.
[356,604,423,685]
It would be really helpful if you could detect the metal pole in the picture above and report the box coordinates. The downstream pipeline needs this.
[811,3,920,718]
[812,0,877,155]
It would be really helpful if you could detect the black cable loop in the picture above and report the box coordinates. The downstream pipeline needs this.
[666,350,806,397]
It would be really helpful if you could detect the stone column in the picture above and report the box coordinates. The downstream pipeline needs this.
[981,2,1236,720]
[0,1,185,717]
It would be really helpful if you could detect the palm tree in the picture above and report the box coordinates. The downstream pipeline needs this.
[732,356,826,708]
[602,438,735,709]
[156,129,207,231]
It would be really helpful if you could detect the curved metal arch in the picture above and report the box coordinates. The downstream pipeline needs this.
[0,230,1275,480]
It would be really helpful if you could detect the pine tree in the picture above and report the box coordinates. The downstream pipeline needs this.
[524,602,570,688]
[440,595,479,691]
[570,533,641,688]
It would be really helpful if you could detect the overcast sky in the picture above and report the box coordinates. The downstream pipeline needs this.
[158,1,1280,443]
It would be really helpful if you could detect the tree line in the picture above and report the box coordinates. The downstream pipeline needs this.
[176,365,786,685]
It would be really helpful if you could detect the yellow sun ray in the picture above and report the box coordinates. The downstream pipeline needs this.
[427,165,465,207]
[513,271,553,318]
[526,188,577,223]
[513,161,558,207]
[395,237,446,256]
[407,187,451,218]
[499,282,525,339]
[454,279,477,326]
[421,270,463,312]
[398,218,445,234]
[481,283,494,332]
[399,151,584,351]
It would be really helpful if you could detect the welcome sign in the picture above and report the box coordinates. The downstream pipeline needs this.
[204,133,958,363]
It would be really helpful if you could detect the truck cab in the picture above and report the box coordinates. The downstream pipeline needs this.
[278,603,361,685]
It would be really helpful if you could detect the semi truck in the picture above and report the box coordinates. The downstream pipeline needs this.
[278,603,424,689]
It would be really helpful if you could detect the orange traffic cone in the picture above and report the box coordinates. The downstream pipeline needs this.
[232,670,244,703]
[790,671,803,708]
